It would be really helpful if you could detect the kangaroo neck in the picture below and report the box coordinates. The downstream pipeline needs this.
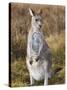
[31,26,41,33]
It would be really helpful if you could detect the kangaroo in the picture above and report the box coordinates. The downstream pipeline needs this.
[26,8,52,85]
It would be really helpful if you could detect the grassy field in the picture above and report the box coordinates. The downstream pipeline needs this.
[10,3,65,87]
[11,32,65,87]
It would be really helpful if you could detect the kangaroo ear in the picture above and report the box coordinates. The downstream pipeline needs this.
[38,9,42,15]
[29,8,34,16]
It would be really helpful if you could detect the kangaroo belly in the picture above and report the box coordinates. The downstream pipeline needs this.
[30,65,45,80]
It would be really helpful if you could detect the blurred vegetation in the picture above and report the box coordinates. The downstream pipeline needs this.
[10,3,65,87]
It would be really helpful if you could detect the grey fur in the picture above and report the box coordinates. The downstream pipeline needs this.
[26,8,52,85]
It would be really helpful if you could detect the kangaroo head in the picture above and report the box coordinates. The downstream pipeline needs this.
[29,8,42,30]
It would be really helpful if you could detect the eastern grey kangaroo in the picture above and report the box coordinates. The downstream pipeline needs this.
[26,8,52,85]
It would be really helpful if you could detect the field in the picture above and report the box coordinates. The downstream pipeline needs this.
[10,3,65,87]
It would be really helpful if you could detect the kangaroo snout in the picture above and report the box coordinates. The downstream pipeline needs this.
[30,60,33,65]
[39,24,42,28]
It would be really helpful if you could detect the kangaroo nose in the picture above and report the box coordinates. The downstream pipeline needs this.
[30,60,33,65]
[39,25,42,28]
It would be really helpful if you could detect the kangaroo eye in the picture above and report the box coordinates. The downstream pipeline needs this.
[36,58,39,62]
[36,19,38,22]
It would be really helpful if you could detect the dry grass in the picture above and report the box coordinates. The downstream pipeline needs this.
[46,32,65,52]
